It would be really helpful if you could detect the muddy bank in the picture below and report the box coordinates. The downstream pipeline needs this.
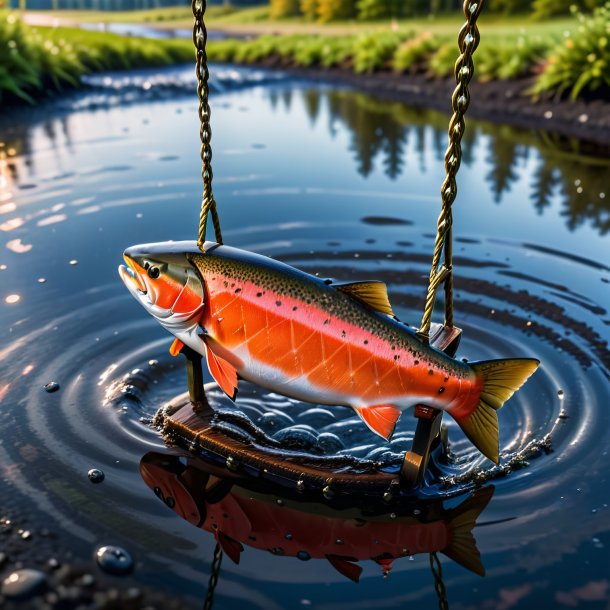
[248,60,610,148]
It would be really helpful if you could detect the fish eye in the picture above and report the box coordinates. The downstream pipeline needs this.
[147,266,160,279]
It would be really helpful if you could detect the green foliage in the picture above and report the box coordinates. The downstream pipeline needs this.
[357,0,404,20]
[427,41,457,77]
[392,32,441,72]
[532,0,598,20]
[0,11,193,105]
[353,31,405,73]
[269,0,301,19]
[300,0,319,21]
[319,36,355,66]
[317,0,356,23]
[477,35,551,81]
[533,3,610,99]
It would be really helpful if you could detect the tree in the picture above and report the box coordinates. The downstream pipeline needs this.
[270,0,300,19]
[317,0,356,23]
[533,0,598,19]
[300,0,319,20]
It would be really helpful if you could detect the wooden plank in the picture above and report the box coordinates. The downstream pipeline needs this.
[160,324,461,494]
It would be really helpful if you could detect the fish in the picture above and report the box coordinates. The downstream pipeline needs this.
[140,450,495,579]
[119,241,540,463]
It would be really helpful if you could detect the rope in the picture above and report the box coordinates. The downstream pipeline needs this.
[418,0,485,342]
[192,0,223,251]
[430,552,449,610]
[203,543,223,610]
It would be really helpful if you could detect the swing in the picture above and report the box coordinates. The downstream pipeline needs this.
[154,0,487,491]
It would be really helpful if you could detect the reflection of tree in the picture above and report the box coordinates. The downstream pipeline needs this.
[531,160,558,214]
[302,89,322,126]
[485,131,519,203]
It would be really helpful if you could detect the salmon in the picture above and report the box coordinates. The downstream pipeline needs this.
[119,241,540,463]
[140,450,495,578]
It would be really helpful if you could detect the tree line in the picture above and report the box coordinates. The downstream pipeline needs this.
[270,0,601,21]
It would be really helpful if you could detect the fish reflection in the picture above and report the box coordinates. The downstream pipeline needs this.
[140,451,494,584]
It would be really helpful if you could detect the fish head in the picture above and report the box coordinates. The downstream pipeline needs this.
[119,241,208,351]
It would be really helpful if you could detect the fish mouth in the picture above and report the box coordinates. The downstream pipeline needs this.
[118,254,147,294]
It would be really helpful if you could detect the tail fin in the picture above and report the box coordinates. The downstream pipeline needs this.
[454,358,540,463]
[443,486,494,576]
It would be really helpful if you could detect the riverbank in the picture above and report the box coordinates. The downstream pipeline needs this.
[252,64,610,146]
[0,12,193,104]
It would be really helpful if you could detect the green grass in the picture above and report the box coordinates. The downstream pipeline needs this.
[0,11,193,104]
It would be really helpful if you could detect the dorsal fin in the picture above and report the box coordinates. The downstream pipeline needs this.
[334,281,395,316]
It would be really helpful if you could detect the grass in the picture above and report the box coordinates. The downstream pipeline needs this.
[0,11,193,104]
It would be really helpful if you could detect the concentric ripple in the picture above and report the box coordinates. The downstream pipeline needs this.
[0,70,608,607]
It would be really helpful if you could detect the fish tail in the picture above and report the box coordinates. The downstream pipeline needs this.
[450,358,540,463]
[443,486,494,576]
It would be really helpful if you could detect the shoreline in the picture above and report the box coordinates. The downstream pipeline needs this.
[244,61,610,148]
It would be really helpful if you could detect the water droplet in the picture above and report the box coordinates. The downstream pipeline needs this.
[390,512,397,519]
[296,479,305,492]
[284,533,293,540]
[95,545,134,575]
[20,530,31,540]
[37,277,46,284]
[544,110,553,119]
[276,498,284,506]
[335,539,344,545]
[1,569,46,599]
[296,551,311,561]
[5,294,20,304]
[413,509,421,516]
[88,469,105,484]
[69,259,78,266]
[322,485,334,500]
[0,264,6,270]
[226,456,239,472]
[382,491,393,502]
[465,33,474,44]
[43,381,60,393]
[557,390,564,399]
[148,359,158,367]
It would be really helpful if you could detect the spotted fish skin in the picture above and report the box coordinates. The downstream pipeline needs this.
[189,245,474,412]
[119,241,539,462]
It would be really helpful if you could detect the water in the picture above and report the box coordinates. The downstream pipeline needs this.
[0,65,608,609]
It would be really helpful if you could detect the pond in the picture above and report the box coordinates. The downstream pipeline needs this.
[0,65,609,609]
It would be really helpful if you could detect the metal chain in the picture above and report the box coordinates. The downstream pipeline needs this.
[203,543,223,610]
[430,552,449,610]
[192,0,223,251]
[418,0,485,342]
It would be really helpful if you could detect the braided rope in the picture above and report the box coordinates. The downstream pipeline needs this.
[203,543,223,610]
[418,0,485,341]
[192,0,223,251]
[430,552,449,610]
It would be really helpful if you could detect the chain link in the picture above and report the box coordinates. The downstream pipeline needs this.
[203,543,223,610]
[192,0,223,251]
[418,0,485,342]
[430,552,449,610]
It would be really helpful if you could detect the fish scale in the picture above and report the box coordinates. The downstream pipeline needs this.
[120,241,540,463]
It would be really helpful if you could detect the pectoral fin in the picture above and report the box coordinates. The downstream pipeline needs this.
[354,404,401,440]
[326,555,362,582]
[169,338,185,356]
[204,341,238,401]
[215,531,243,565]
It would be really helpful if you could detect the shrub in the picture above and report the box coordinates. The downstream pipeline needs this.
[477,35,550,81]
[353,31,405,73]
[427,41,457,77]
[392,32,440,73]
[533,3,610,99]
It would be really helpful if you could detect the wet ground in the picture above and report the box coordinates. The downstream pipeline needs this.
[0,65,609,609]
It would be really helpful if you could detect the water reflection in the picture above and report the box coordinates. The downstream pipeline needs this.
[140,450,494,605]
[293,89,609,235]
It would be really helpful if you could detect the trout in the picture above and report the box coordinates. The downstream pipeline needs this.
[119,241,539,462]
